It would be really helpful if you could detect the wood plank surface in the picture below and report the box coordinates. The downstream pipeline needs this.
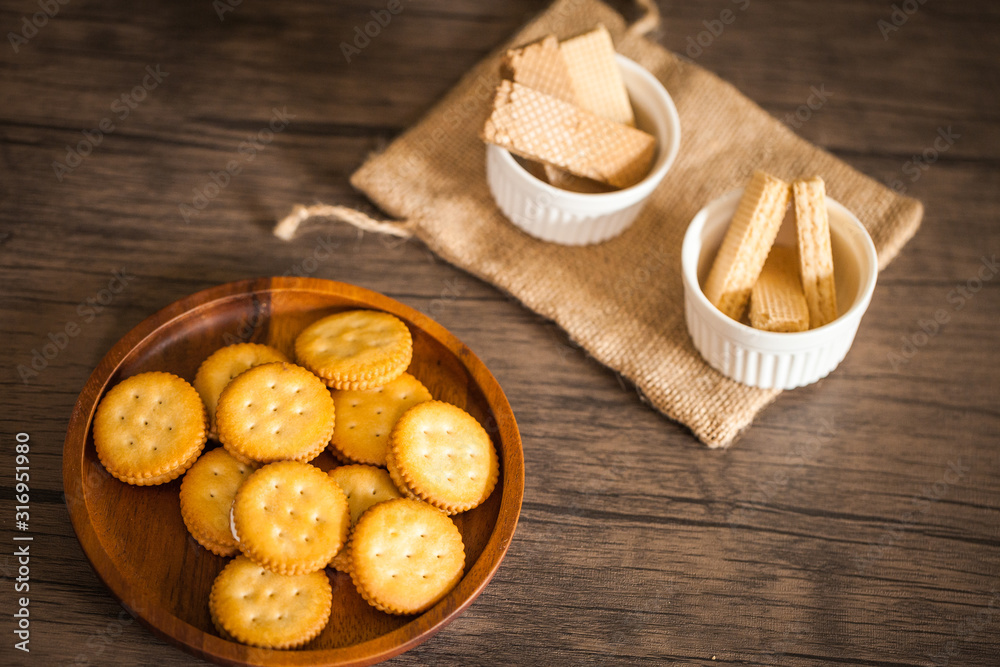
[1,0,998,665]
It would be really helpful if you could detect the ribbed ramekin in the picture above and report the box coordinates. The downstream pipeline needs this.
[485,55,681,245]
[682,188,878,389]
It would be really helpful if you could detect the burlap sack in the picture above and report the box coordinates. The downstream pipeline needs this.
[276,0,922,448]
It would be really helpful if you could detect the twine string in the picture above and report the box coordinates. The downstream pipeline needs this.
[627,0,662,38]
[273,204,414,241]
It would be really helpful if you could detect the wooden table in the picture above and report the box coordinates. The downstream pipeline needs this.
[2,0,998,664]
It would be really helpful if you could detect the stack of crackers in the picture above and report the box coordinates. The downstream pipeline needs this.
[91,309,500,649]
[481,24,656,192]
[704,170,838,332]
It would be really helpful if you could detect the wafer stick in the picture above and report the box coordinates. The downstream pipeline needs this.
[560,24,634,127]
[703,171,791,320]
[749,246,810,332]
[481,81,655,189]
[501,35,576,104]
[793,177,838,328]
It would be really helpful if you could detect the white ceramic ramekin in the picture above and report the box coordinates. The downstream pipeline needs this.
[682,188,878,389]
[485,55,681,245]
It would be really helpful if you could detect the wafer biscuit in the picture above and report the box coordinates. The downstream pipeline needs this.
[329,372,432,466]
[794,177,838,328]
[516,156,551,182]
[179,447,256,556]
[93,372,207,485]
[194,343,289,437]
[232,461,350,575]
[387,401,499,515]
[703,171,791,320]
[209,555,332,649]
[517,156,610,194]
[517,132,613,192]
[295,310,413,391]
[560,24,634,126]
[215,362,334,465]
[327,464,402,571]
[543,166,616,193]
[749,246,810,332]
[481,80,655,189]
[501,34,575,104]
[499,34,610,191]
[349,498,465,615]
[546,25,633,192]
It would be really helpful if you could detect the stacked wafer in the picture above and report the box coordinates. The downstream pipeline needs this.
[483,25,656,191]
[703,171,839,332]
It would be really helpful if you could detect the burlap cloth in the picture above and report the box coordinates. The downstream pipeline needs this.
[276,0,923,448]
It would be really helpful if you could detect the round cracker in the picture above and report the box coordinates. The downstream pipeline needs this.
[329,464,403,525]
[233,461,350,574]
[194,343,289,436]
[294,310,412,391]
[349,498,465,615]
[329,373,432,466]
[117,460,201,487]
[328,542,352,573]
[93,372,207,485]
[209,555,332,649]
[327,465,403,570]
[387,401,499,515]
[180,447,257,556]
[216,362,334,465]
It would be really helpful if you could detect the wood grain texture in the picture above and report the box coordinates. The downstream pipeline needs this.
[1,0,998,665]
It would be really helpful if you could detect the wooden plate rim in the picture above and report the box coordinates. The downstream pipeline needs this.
[63,277,525,667]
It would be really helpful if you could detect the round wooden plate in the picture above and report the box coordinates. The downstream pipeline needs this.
[63,277,524,666]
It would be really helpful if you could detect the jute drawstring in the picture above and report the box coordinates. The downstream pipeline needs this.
[274,204,415,242]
